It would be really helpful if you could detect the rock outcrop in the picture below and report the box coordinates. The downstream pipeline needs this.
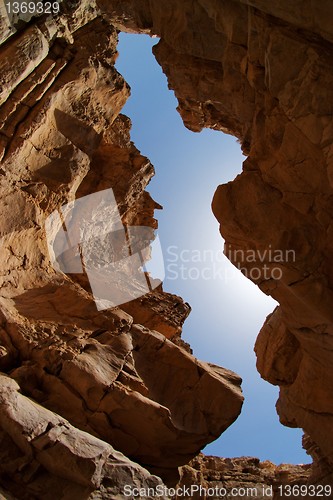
[176,454,310,500]
[1,0,333,496]
[0,373,168,499]
[0,0,243,495]
[99,0,333,487]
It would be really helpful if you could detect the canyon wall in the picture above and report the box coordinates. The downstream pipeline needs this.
[101,0,333,488]
[0,0,333,497]
[0,0,244,497]
[176,454,310,500]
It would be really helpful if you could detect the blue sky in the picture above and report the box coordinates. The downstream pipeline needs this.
[116,33,309,464]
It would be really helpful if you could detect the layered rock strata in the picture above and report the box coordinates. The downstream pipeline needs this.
[176,454,310,500]
[0,0,243,496]
[99,0,333,486]
[0,373,168,499]
[1,0,333,496]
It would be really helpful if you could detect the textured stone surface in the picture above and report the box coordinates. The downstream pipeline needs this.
[0,1,244,495]
[1,0,333,494]
[0,284,242,485]
[98,0,333,485]
[177,454,310,500]
[0,373,167,499]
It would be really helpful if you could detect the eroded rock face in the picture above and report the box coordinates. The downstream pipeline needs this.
[0,0,244,495]
[97,0,333,486]
[177,454,310,500]
[0,373,167,499]
[1,0,333,495]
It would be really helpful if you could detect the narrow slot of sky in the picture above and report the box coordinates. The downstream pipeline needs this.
[116,32,309,464]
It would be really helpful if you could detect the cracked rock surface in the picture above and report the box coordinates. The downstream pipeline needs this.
[0,374,168,499]
[99,0,333,488]
[1,0,333,497]
[0,0,244,496]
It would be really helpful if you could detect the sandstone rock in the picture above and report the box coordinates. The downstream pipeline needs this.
[0,373,167,499]
[100,0,333,484]
[1,0,333,494]
[0,6,244,493]
[121,289,191,340]
[176,454,310,500]
[0,281,242,484]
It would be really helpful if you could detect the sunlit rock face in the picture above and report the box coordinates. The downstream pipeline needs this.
[0,1,244,495]
[177,453,310,500]
[100,0,333,487]
[1,0,333,496]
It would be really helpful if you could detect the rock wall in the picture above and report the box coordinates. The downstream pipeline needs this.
[0,0,333,497]
[176,454,310,500]
[0,1,244,497]
[100,0,333,488]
